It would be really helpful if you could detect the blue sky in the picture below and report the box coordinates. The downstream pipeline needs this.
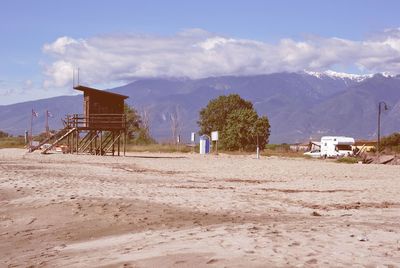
[1,0,400,105]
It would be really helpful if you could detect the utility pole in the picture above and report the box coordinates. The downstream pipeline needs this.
[45,110,49,138]
[377,101,388,154]
[30,109,38,149]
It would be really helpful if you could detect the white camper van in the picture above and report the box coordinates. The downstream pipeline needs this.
[320,136,354,158]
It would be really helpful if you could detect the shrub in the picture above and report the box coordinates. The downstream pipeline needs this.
[336,157,359,164]
[0,130,10,139]
[381,132,400,153]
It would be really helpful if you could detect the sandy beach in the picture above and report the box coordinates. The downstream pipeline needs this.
[1,148,399,267]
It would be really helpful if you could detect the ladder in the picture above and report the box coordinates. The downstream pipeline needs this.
[41,128,77,154]
[29,128,69,153]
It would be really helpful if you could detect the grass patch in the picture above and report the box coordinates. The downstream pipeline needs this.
[263,144,306,158]
[0,137,26,149]
[126,143,194,153]
[336,157,359,164]
[262,150,306,158]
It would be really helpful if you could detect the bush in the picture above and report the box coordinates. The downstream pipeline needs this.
[336,157,359,164]
[381,132,400,152]
[0,130,10,139]
[125,104,155,145]
[128,128,156,145]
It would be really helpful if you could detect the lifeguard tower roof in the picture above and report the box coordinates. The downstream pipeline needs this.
[73,84,129,117]
[74,85,129,100]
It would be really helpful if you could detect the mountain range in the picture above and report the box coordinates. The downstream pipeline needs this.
[1,71,400,144]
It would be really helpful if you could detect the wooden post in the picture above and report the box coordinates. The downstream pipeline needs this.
[89,131,93,154]
[76,129,79,155]
[94,131,98,155]
[112,131,115,156]
[123,130,126,156]
[70,129,73,154]
[123,114,127,157]
[100,131,103,156]
[117,130,121,156]
[67,131,70,154]
[70,129,74,154]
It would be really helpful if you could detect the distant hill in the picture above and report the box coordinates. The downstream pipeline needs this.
[0,95,81,136]
[1,72,400,143]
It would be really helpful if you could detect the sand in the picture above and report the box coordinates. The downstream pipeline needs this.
[0,148,399,267]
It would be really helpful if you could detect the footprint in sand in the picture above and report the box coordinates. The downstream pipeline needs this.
[206,258,220,264]
[27,218,36,225]
[305,258,318,265]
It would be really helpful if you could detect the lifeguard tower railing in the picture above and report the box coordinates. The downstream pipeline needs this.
[65,114,127,130]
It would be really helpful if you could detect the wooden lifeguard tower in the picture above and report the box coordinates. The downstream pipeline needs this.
[30,85,129,156]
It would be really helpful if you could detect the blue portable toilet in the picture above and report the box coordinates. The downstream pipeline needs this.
[199,135,210,154]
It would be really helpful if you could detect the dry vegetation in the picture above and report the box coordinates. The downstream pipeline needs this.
[0,137,25,149]
[126,143,194,153]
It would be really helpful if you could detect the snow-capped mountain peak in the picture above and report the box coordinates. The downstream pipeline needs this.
[380,72,396,78]
[303,70,373,82]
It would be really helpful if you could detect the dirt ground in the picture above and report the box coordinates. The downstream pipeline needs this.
[0,148,400,267]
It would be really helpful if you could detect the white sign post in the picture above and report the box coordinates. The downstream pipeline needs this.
[256,135,260,159]
[211,131,219,154]
[211,131,218,141]
[190,132,196,152]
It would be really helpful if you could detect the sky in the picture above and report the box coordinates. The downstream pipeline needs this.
[1,0,400,105]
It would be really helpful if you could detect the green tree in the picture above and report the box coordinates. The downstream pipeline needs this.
[198,94,270,151]
[124,104,155,145]
[222,109,258,150]
[124,104,141,139]
[252,115,271,150]
[222,109,270,151]
[198,94,253,134]
[134,128,156,145]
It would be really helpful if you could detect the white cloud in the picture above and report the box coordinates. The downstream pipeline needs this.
[42,28,400,88]
[43,60,74,88]
[43,36,78,55]
[0,78,69,105]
